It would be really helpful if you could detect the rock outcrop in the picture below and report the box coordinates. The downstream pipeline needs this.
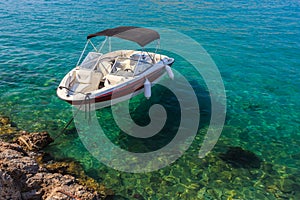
[0,116,110,200]
[0,140,108,200]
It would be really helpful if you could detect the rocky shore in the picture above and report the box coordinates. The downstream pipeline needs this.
[0,116,112,200]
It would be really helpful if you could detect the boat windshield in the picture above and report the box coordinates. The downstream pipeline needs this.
[80,52,102,69]
[132,54,153,75]
[109,54,153,77]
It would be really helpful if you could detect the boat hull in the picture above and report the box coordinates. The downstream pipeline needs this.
[66,67,167,110]
[67,69,166,109]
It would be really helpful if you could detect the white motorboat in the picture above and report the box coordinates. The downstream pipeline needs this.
[57,26,174,110]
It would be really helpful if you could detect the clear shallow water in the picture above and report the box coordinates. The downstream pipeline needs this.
[1,0,300,199]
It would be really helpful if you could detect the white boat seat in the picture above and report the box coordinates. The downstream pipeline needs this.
[97,60,112,76]
[71,83,93,94]
[72,69,102,93]
[111,59,134,77]
[65,70,76,87]
[120,59,131,69]
[75,69,93,84]
[104,74,125,86]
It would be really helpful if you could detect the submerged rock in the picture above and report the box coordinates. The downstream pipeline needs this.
[219,147,262,169]
[0,116,19,142]
[44,160,114,198]
[44,160,85,177]
[0,116,10,125]
[16,131,54,151]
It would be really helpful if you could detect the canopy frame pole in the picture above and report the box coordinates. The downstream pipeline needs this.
[76,40,90,66]
[133,48,144,76]
[90,40,98,52]
[97,37,108,53]
[156,39,162,60]
[154,40,160,62]
[109,37,111,52]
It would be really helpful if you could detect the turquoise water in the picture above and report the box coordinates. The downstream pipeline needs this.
[1,0,300,199]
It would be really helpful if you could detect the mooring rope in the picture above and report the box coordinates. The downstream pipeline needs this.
[53,93,91,141]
